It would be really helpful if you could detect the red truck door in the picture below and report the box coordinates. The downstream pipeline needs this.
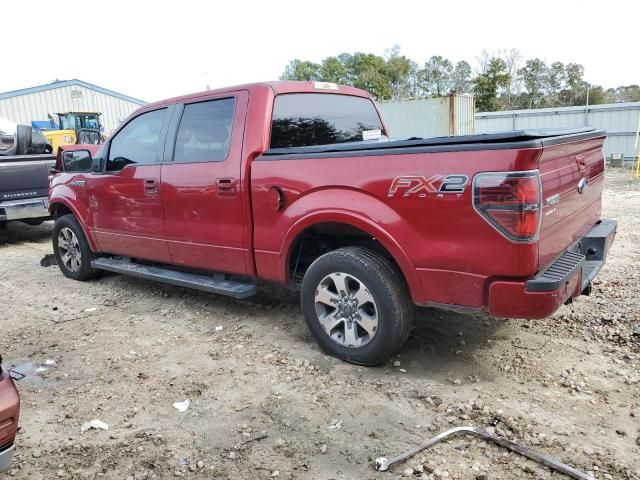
[160,91,249,274]
[88,107,172,262]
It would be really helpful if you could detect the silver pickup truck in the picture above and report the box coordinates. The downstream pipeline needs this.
[0,119,54,226]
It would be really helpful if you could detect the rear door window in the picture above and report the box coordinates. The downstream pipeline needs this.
[173,98,235,163]
[270,93,384,149]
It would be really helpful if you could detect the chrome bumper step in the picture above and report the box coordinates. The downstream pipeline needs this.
[526,219,617,293]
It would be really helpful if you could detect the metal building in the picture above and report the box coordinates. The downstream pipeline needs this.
[377,94,476,139]
[476,102,640,161]
[0,79,145,135]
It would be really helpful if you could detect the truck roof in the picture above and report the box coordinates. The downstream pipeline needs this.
[143,81,372,109]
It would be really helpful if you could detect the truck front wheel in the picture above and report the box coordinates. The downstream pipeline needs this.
[300,247,413,365]
[52,214,101,281]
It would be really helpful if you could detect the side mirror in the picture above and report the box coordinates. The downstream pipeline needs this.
[62,149,92,173]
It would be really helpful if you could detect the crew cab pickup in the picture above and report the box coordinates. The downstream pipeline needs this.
[48,81,616,365]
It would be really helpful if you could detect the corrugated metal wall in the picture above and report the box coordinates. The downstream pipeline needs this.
[0,84,143,134]
[377,94,475,139]
[476,102,640,160]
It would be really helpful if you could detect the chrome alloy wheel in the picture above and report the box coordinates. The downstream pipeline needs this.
[314,272,379,348]
[57,227,82,272]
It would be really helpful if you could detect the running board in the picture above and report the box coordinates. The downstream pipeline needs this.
[91,257,256,299]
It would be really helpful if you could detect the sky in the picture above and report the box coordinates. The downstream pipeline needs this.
[2,0,637,103]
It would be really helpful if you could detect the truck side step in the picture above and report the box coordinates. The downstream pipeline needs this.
[91,257,256,299]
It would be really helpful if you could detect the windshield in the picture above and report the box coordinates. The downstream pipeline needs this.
[59,114,100,131]
[270,93,385,149]
[59,115,77,130]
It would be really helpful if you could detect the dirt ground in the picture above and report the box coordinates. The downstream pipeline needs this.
[1,168,639,480]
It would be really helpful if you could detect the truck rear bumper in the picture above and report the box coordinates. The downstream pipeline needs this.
[487,219,617,319]
[0,196,50,222]
[0,443,14,473]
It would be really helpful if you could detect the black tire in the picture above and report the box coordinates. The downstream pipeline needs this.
[52,214,101,281]
[15,125,32,155]
[300,247,413,365]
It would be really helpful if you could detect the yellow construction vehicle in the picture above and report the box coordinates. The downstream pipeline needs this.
[37,112,103,151]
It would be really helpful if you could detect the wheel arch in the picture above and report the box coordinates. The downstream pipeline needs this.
[282,212,420,301]
[49,196,98,252]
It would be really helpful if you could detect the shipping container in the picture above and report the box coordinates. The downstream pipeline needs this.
[377,94,475,139]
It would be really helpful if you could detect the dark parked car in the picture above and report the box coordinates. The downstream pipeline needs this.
[1,119,55,227]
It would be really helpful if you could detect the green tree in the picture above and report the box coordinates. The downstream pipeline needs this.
[519,58,547,109]
[418,55,453,96]
[279,59,320,81]
[473,57,510,111]
[384,46,418,99]
[318,56,349,84]
[500,48,522,109]
[559,63,585,105]
[585,85,607,105]
[343,52,393,100]
[451,60,472,94]
[609,85,640,102]
[545,61,565,106]
[279,52,633,110]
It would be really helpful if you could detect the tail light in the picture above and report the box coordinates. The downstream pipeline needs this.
[473,170,542,243]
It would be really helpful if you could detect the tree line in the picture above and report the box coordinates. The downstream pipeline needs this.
[280,47,640,111]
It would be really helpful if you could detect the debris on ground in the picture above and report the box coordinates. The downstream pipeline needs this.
[173,399,190,412]
[39,253,57,267]
[328,418,343,430]
[80,420,109,432]
[375,425,594,479]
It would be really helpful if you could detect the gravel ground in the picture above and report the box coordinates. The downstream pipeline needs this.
[0,168,639,480]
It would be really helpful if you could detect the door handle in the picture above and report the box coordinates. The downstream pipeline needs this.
[144,178,159,195]
[575,154,586,170]
[216,178,236,196]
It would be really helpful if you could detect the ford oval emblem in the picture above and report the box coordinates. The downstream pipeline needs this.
[577,177,588,194]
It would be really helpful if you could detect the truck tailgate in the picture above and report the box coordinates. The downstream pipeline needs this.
[0,155,55,201]
[537,134,606,268]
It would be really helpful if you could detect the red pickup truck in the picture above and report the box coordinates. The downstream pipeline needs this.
[0,355,20,473]
[48,81,616,365]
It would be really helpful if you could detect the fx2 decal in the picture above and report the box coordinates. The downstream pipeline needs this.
[388,174,469,198]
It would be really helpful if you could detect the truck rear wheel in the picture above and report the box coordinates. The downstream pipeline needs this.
[300,247,412,365]
[52,214,101,281]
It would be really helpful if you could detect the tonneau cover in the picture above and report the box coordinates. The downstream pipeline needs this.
[262,127,605,157]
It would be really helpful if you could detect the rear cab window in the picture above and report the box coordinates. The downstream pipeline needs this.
[270,93,385,149]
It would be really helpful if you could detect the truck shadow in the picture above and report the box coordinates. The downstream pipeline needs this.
[399,307,503,382]
[0,221,52,246]
[223,281,504,381]
[102,272,505,381]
